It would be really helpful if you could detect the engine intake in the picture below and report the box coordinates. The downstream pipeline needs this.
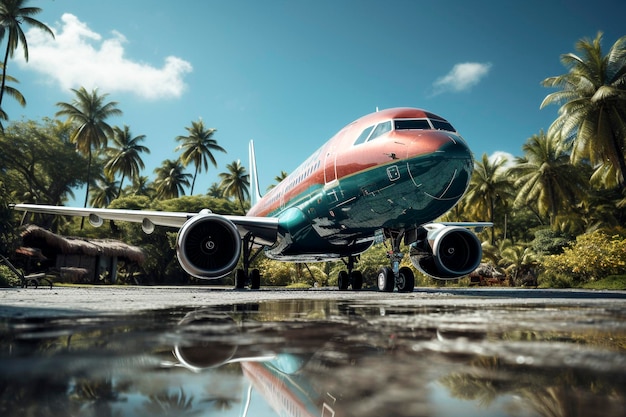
[409,224,482,279]
[176,214,241,279]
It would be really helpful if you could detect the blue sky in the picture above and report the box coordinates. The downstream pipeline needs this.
[4,0,626,199]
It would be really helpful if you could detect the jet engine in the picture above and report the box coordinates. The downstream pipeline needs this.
[409,224,482,279]
[176,214,241,279]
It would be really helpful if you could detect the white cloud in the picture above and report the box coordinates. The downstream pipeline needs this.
[488,151,516,170]
[16,13,193,100]
[432,62,492,95]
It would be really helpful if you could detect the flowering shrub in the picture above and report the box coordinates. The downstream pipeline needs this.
[541,231,626,284]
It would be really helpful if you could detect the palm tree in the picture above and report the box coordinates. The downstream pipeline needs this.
[267,170,288,190]
[89,175,120,208]
[0,70,25,129]
[175,119,226,195]
[541,32,626,188]
[206,182,223,198]
[130,175,154,197]
[219,160,250,214]
[0,0,54,108]
[497,239,537,286]
[55,87,122,211]
[463,153,514,244]
[154,159,191,200]
[509,131,586,228]
[104,125,150,197]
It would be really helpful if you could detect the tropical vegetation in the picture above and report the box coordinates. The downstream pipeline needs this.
[0,23,625,288]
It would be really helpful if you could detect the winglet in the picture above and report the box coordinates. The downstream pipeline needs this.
[249,140,262,206]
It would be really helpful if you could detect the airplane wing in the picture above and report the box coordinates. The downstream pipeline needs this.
[438,222,493,233]
[11,203,279,245]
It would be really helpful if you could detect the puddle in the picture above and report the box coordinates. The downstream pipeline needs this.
[1,299,625,416]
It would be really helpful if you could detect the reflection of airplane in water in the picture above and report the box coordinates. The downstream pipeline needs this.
[13,107,490,291]
[172,309,381,417]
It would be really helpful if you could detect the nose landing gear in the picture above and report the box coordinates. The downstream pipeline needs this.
[377,229,415,293]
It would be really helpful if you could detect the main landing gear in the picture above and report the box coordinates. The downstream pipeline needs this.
[337,255,363,290]
[377,230,415,293]
[235,233,263,290]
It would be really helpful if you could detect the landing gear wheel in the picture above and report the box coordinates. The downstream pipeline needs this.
[249,268,261,290]
[338,270,350,290]
[235,269,246,289]
[350,270,363,290]
[377,267,395,292]
[397,266,415,293]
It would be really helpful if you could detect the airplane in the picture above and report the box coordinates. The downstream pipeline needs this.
[13,107,491,292]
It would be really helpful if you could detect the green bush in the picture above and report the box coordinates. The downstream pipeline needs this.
[541,231,626,285]
[0,265,22,287]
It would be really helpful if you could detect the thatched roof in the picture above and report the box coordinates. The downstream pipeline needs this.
[21,224,145,264]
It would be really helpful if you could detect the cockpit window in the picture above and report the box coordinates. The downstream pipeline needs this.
[430,119,456,132]
[368,121,391,141]
[394,119,431,130]
[354,125,374,145]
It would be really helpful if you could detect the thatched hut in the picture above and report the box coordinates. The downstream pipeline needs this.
[19,225,145,283]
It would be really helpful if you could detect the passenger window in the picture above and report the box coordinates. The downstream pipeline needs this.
[368,121,391,141]
[354,125,374,145]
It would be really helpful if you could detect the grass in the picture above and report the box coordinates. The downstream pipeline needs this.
[582,275,626,290]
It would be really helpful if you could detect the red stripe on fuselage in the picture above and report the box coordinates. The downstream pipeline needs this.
[247,108,456,218]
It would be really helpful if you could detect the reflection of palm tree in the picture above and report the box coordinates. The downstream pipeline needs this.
[440,354,625,417]
[141,388,200,416]
[71,378,119,417]
[202,396,239,411]
[440,356,503,407]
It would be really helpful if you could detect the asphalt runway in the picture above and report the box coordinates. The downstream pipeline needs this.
[1,285,626,317]
[1,286,625,417]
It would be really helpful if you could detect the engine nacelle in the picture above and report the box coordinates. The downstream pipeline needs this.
[176,214,241,279]
[409,224,482,279]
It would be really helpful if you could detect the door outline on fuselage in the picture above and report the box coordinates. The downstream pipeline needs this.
[323,145,337,185]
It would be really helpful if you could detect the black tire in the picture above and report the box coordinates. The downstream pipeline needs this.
[338,270,350,290]
[235,269,246,289]
[397,266,415,293]
[350,270,363,290]
[249,268,261,290]
[377,267,395,292]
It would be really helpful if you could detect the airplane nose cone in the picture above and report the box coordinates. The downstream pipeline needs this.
[437,135,473,199]
[409,133,473,202]
[439,133,473,161]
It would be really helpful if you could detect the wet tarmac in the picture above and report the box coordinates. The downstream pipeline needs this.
[1,287,625,417]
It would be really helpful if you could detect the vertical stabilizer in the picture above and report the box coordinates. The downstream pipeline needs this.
[248,140,262,207]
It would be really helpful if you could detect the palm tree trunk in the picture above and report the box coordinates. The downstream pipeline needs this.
[489,197,495,244]
[610,128,626,188]
[190,165,199,195]
[80,150,92,229]
[117,173,126,198]
[0,42,11,111]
